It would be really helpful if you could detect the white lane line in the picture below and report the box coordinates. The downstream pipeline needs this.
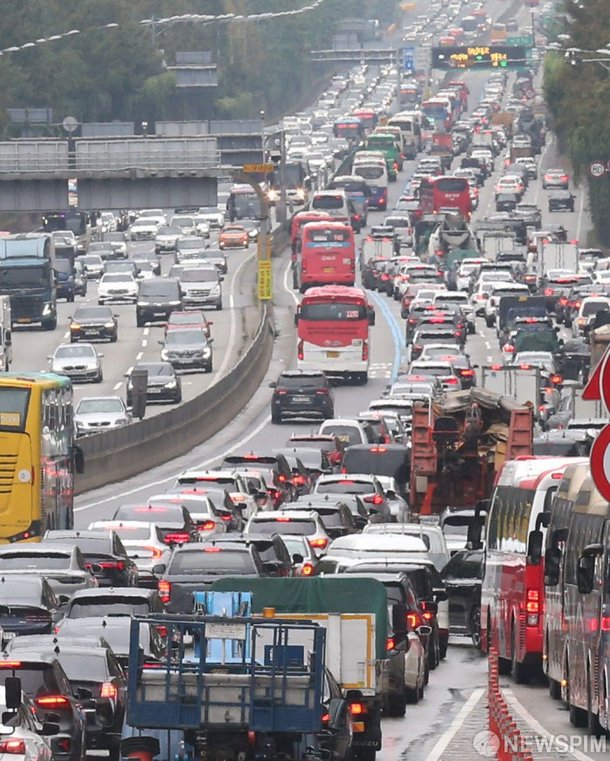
[63,332,69,339]
[424,687,485,761]
[534,135,553,208]
[141,339,147,348]
[136,352,143,360]
[143,327,150,337]
[126,366,133,375]
[283,259,300,306]
[576,182,586,244]
[502,687,598,761]
[487,355,493,363]
[478,330,485,337]
[113,382,122,391]
[75,411,273,511]
[213,251,256,382]
[485,341,491,349]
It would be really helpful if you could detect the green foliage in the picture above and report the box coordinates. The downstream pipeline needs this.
[0,1,401,129]
[543,0,610,244]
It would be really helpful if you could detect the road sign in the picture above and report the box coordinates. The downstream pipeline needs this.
[582,344,610,404]
[258,259,272,300]
[432,45,527,69]
[506,35,533,46]
[243,163,274,174]
[403,46,415,72]
[589,425,610,501]
[590,161,606,178]
[415,46,431,70]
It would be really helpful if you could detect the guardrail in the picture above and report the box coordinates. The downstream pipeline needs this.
[75,303,274,494]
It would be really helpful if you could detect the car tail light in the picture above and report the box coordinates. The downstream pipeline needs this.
[276,388,287,395]
[220,513,232,522]
[198,521,216,532]
[56,739,72,754]
[504,345,515,353]
[316,388,329,395]
[297,340,304,361]
[0,740,26,755]
[413,344,422,352]
[445,377,459,385]
[276,516,291,523]
[321,712,330,725]
[292,474,306,485]
[349,702,367,716]
[101,682,117,699]
[550,374,563,385]
[526,589,540,614]
[158,579,171,603]
[163,532,190,545]
[301,563,314,576]
[544,288,553,296]
[309,537,329,550]
[35,695,71,709]
[519,363,531,370]
[87,560,125,571]
[460,368,475,377]
[363,494,383,505]
[386,636,396,651]
[0,662,22,669]
[558,298,568,306]
[407,612,423,629]
[362,341,369,362]
[204,547,222,553]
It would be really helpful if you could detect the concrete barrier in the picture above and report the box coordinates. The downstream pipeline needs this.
[75,303,274,494]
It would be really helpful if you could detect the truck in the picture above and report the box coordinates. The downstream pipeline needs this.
[490,111,515,138]
[480,230,517,259]
[481,365,542,409]
[429,133,453,170]
[538,239,578,276]
[0,296,11,371]
[409,387,533,515]
[124,591,349,761]
[210,577,416,761]
[0,234,57,330]
[509,144,533,164]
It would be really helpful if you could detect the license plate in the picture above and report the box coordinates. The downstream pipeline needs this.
[148,388,162,394]
[327,351,340,358]
[153,312,166,317]
[323,267,334,273]
[17,318,31,324]
[292,395,311,403]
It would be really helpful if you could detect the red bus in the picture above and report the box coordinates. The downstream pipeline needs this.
[296,285,374,384]
[351,108,378,133]
[481,457,578,682]
[295,222,356,292]
[290,210,332,264]
[418,176,472,218]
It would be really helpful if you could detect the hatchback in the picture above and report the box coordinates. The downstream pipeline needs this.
[112,502,197,546]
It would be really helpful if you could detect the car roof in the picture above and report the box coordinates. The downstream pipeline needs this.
[329,534,428,552]
[68,587,158,600]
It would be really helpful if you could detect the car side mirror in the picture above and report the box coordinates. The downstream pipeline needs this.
[4,677,21,710]
[292,553,304,564]
[40,722,60,736]
[269,381,277,388]
[97,353,104,358]
[152,564,167,575]
[385,489,396,500]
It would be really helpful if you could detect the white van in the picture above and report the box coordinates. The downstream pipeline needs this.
[310,189,353,222]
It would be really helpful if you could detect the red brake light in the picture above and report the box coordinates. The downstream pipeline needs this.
[445,377,459,384]
[301,563,314,577]
[297,339,304,361]
[101,682,117,699]
[369,447,387,453]
[292,475,306,485]
[601,616,610,632]
[198,521,216,532]
[460,368,475,376]
[0,662,21,669]
[315,388,329,395]
[0,740,26,755]
[163,532,190,545]
[220,513,232,522]
[204,547,222,553]
[276,516,291,522]
[158,579,171,603]
[519,364,531,370]
[526,589,540,614]
[544,288,553,296]
[386,636,396,651]
[309,537,329,550]
[550,374,563,385]
[35,695,71,709]
[407,612,423,629]
[362,341,369,362]
[349,702,367,716]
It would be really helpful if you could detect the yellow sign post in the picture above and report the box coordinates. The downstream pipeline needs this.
[258,259,272,300]
[243,163,274,174]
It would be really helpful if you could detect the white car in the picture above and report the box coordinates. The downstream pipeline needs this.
[494,174,525,197]
[129,217,160,240]
[197,207,225,229]
[456,258,488,291]
[170,215,197,236]
[0,687,53,761]
[74,396,131,435]
[48,343,103,383]
[432,291,476,333]
[97,272,138,304]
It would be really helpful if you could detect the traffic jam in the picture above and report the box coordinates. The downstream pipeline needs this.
[0,0,608,760]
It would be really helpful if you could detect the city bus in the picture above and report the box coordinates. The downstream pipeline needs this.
[333,117,365,143]
[421,98,453,132]
[561,476,610,733]
[42,210,91,253]
[481,457,578,682]
[226,184,263,221]
[417,176,472,218]
[295,285,374,384]
[351,108,378,133]
[543,461,590,700]
[294,222,356,292]
[0,373,84,543]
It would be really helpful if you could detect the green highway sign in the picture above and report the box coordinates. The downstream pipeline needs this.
[506,36,533,47]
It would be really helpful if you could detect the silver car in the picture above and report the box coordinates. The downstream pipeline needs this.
[0,544,97,601]
[48,343,103,383]
[74,396,132,435]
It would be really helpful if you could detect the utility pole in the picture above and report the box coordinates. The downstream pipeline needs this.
[277,129,288,224]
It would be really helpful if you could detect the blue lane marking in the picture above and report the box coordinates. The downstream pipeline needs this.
[367,289,404,383]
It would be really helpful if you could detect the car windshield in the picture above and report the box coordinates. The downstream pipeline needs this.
[342,449,409,481]
[56,652,108,680]
[158,226,180,236]
[320,426,362,445]
[102,274,133,282]
[55,345,96,358]
[582,301,609,316]
[136,363,173,377]
[0,552,71,569]
[140,281,178,297]
[180,269,217,283]
[76,399,124,414]
[316,479,372,495]
[178,239,205,249]
[169,549,256,574]
[68,600,151,619]
[170,313,204,325]
[278,375,324,388]
[74,308,111,320]
[249,518,316,536]
[81,256,102,265]
[165,331,206,346]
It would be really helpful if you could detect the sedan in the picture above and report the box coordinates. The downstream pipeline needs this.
[543,168,570,189]
[548,189,575,212]
[219,224,249,249]
[155,225,183,253]
[0,575,62,634]
[48,344,103,383]
[97,273,138,304]
[166,310,212,339]
[160,329,213,372]
[79,254,104,279]
[69,305,117,343]
[74,396,131,435]
[125,362,182,405]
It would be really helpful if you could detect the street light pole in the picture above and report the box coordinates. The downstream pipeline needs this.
[277,129,288,224]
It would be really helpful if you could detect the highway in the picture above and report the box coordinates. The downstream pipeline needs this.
[73,14,604,761]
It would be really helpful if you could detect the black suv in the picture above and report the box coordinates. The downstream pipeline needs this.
[270,370,334,423]
[69,305,118,343]
[548,189,575,212]
[136,277,182,326]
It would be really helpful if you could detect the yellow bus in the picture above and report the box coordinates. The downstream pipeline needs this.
[0,373,83,543]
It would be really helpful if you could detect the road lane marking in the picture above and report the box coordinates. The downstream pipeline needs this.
[63,332,70,339]
[141,340,147,348]
[487,355,493,363]
[113,382,122,391]
[502,687,598,761]
[367,290,404,382]
[485,341,491,349]
[136,352,143,360]
[576,182,586,244]
[75,410,273,511]
[283,259,300,306]
[143,327,149,337]
[424,687,485,761]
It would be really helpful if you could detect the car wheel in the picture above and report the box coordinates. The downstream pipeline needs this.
[67,293,75,303]
[96,371,103,384]
[205,363,213,373]
[404,685,419,705]
[386,691,407,715]
[136,315,144,328]
[111,332,118,343]
[216,302,223,311]
[107,737,121,761]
